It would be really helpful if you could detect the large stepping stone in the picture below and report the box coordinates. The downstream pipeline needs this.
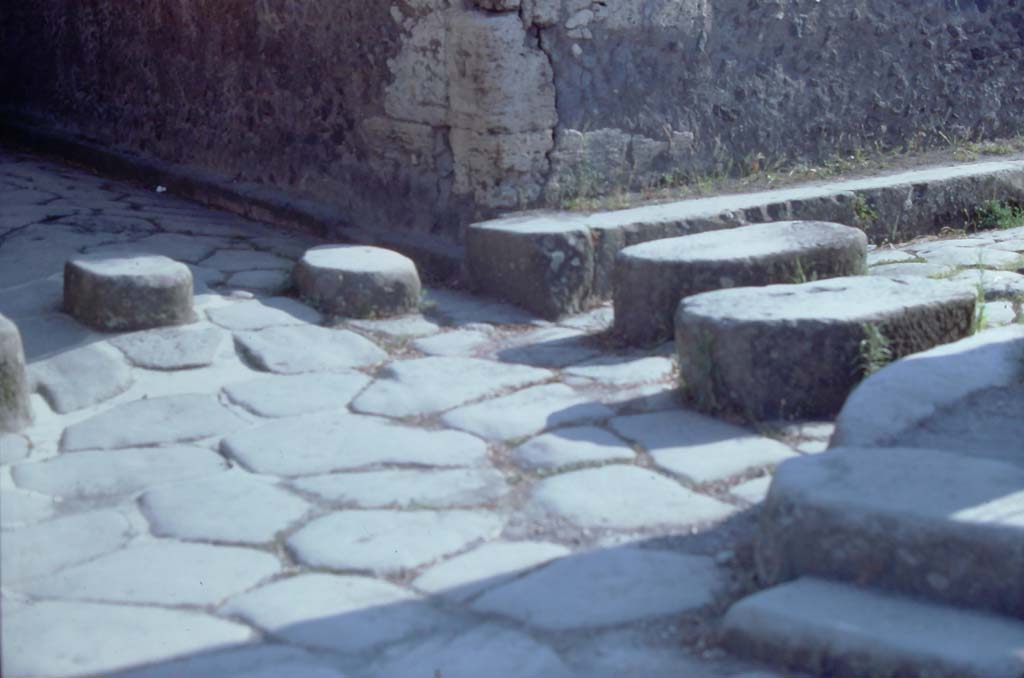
[64,254,194,331]
[615,221,867,345]
[294,245,421,318]
[756,447,1024,619]
[0,313,32,432]
[675,276,976,420]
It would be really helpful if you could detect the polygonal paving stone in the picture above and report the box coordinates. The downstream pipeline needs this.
[912,242,1022,269]
[1,485,58,528]
[12,446,227,500]
[84,232,229,263]
[286,510,504,575]
[411,327,496,356]
[471,547,725,630]
[29,343,133,413]
[292,468,509,509]
[420,288,537,326]
[235,325,386,374]
[294,245,422,318]
[510,426,637,470]
[12,312,101,361]
[562,355,675,385]
[110,325,225,370]
[15,541,281,606]
[528,465,735,530]
[441,383,614,442]
[610,411,797,484]
[200,248,293,272]
[493,327,602,368]
[222,371,372,417]
[222,411,489,476]
[412,541,571,601]
[140,470,311,544]
[0,432,30,464]
[866,249,920,266]
[946,268,1024,301]
[346,314,442,338]
[60,393,247,451]
[868,261,954,278]
[351,357,552,417]
[0,313,32,431]
[206,297,321,330]
[222,573,451,654]
[730,475,773,504]
[112,645,349,678]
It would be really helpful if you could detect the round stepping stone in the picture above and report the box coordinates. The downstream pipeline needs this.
[0,313,32,432]
[675,276,977,420]
[64,254,194,331]
[294,245,421,318]
[614,221,867,346]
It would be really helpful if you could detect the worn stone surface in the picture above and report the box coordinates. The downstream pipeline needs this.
[0,313,32,431]
[510,426,636,470]
[110,325,224,370]
[29,343,133,413]
[413,541,571,602]
[294,245,421,318]
[234,325,386,373]
[292,468,508,509]
[222,371,371,417]
[0,432,31,464]
[206,297,321,330]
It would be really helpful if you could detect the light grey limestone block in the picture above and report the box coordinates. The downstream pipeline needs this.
[234,324,386,374]
[110,325,225,370]
[294,245,421,318]
[0,313,32,431]
[29,343,132,413]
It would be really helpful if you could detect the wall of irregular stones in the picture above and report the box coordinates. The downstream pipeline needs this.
[2,0,1022,243]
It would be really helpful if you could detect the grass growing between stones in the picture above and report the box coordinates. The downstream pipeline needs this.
[972,199,1024,231]
[858,323,892,376]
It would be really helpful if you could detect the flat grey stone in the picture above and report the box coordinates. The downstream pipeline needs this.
[868,260,955,278]
[0,432,30,464]
[84,232,229,263]
[287,509,504,575]
[945,268,1024,301]
[757,447,1024,617]
[413,541,571,601]
[912,241,1022,269]
[12,312,101,361]
[983,300,1019,326]
[1,599,251,678]
[0,313,32,431]
[111,645,348,678]
[493,327,602,367]
[293,468,508,509]
[528,465,736,530]
[614,221,867,345]
[14,540,281,606]
[64,254,194,331]
[352,357,551,417]
[442,383,614,442]
[200,248,293,272]
[730,475,773,504]
[140,469,311,544]
[345,314,441,338]
[411,326,496,356]
[60,393,246,451]
[206,296,321,330]
[676,276,977,420]
[235,325,386,373]
[421,287,538,326]
[472,547,725,630]
[110,325,225,369]
[225,268,291,294]
[563,355,675,385]
[294,245,421,318]
[866,248,919,266]
[222,371,371,417]
[13,446,227,500]
[222,411,489,476]
[0,275,63,318]
[221,573,449,654]
[29,343,132,413]
[1,485,58,528]
[510,426,636,470]
[610,411,796,484]
[722,578,1024,678]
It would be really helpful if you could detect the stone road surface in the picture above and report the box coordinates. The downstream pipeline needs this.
[2,147,1022,678]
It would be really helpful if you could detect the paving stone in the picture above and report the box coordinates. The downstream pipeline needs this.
[722,578,1024,678]
[352,357,552,417]
[510,426,637,470]
[610,411,797,484]
[442,383,614,442]
[0,274,63,318]
[12,446,227,500]
[413,541,571,601]
[676,276,977,420]
[206,296,321,330]
[110,325,225,369]
[758,447,1024,617]
[912,241,1022,269]
[1,485,58,528]
[223,411,489,476]
[15,312,102,361]
[945,267,1024,300]
[294,245,422,318]
[235,325,386,374]
[0,599,252,678]
[563,355,675,385]
[2,223,111,288]
[0,432,30,464]
[293,468,509,509]
[562,628,731,678]
[225,268,292,294]
[558,304,614,332]
[60,393,247,451]
[1,508,135,582]
[421,287,538,326]
[528,465,736,530]
[730,475,773,504]
[64,254,195,331]
[114,644,350,678]
[287,510,504,575]
[222,371,371,417]
[222,573,449,654]
[16,540,281,606]
[493,327,602,367]
[866,248,920,266]
[868,260,955,278]
[0,313,32,431]
[411,327,496,356]
[201,248,293,272]
[472,547,725,630]
[29,343,133,413]
[345,314,441,338]
[84,232,229,263]
[983,300,1019,326]
[614,221,867,345]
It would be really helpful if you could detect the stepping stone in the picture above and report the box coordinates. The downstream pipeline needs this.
[222,371,371,417]
[0,313,32,432]
[722,578,1024,678]
[757,447,1024,618]
[110,325,225,370]
[64,254,194,331]
[29,343,133,413]
[412,541,571,601]
[234,325,386,374]
[294,245,421,318]
[675,276,976,420]
[614,221,867,345]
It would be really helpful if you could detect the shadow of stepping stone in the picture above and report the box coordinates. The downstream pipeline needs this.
[0,313,32,432]
[294,245,421,318]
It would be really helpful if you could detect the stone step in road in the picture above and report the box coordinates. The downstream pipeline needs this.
[613,220,867,346]
[755,446,1024,620]
[721,577,1024,678]
[0,313,32,432]
[467,159,1024,318]
[674,276,976,420]
[293,244,422,318]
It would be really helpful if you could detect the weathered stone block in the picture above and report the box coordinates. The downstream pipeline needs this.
[293,245,421,318]
[0,314,32,432]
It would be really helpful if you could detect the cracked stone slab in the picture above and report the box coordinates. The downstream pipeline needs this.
[109,325,225,370]
[286,510,504,575]
[222,371,372,417]
[352,356,552,417]
[911,242,1023,269]
[205,296,321,330]
[60,393,247,451]
[471,547,725,630]
[235,324,387,373]
[510,426,637,470]
[29,343,133,414]
[292,468,509,509]
[413,541,571,602]
[222,411,489,476]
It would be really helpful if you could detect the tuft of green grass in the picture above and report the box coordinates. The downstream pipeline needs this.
[972,200,1024,231]
[858,323,892,376]
[852,194,879,230]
